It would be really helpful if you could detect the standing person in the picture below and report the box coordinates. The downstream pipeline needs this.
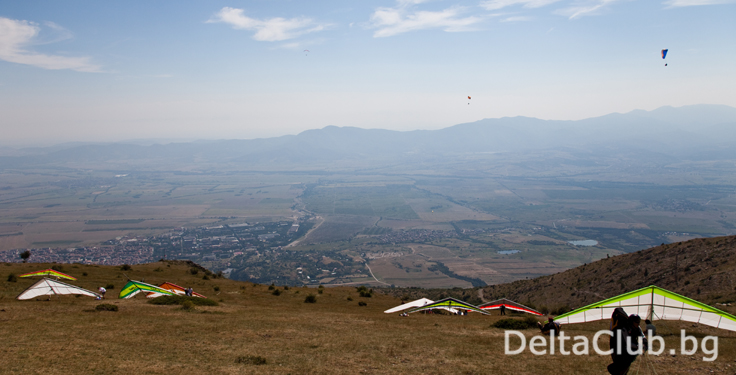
[98,286,106,299]
[608,310,648,375]
[500,304,506,315]
[645,319,657,337]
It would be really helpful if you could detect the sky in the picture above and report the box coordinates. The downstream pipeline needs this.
[1,0,735,146]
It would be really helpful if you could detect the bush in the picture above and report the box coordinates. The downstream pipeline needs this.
[51,265,65,272]
[347,296,353,301]
[120,264,132,271]
[358,301,367,307]
[283,285,289,290]
[82,272,88,277]
[304,294,317,303]
[189,268,199,275]
[153,267,163,272]
[213,286,220,292]
[7,273,17,282]
[318,289,323,294]
[492,316,540,330]
[202,274,210,280]
[359,289,373,298]
[235,355,267,365]
[95,304,119,312]
[105,284,115,290]
[272,289,282,296]
[268,284,275,290]
[180,300,196,311]
[148,295,219,306]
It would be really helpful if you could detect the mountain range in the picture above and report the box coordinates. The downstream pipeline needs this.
[2,104,736,170]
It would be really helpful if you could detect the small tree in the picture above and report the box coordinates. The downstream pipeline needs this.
[20,250,31,263]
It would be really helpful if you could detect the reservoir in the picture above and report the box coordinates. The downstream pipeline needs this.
[498,250,520,255]
[568,240,598,246]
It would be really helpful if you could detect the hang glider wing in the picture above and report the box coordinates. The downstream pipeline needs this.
[554,285,736,332]
[19,269,77,281]
[479,298,543,316]
[119,280,176,299]
[407,297,489,315]
[146,282,206,298]
[17,278,100,300]
[384,298,434,313]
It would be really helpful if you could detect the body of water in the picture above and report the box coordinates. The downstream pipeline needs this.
[498,250,520,255]
[568,240,598,246]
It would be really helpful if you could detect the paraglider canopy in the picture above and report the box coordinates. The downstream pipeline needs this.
[662,49,668,66]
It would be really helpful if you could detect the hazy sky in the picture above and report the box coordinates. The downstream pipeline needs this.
[1,0,735,146]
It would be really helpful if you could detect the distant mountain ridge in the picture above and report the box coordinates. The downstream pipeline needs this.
[2,104,735,170]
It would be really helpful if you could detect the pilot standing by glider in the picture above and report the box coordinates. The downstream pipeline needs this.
[98,286,106,299]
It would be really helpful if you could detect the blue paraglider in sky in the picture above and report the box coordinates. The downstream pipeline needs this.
[662,49,668,66]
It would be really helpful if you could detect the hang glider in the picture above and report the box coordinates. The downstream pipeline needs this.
[479,298,543,316]
[554,285,736,332]
[384,298,434,313]
[119,280,176,299]
[19,269,77,281]
[407,297,489,315]
[146,282,206,299]
[17,278,100,300]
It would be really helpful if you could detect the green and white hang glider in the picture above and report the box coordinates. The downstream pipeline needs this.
[554,285,736,332]
[407,297,489,315]
[119,280,176,299]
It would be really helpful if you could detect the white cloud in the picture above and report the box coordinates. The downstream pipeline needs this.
[664,0,736,6]
[501,16,533,21]
[480,0,561,11]
[555,0,621,19]
[369,2,483,37]
[208,7,329,42]
[0,17,101,72]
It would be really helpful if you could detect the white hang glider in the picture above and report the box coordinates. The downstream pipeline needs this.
[17,278,101,300]
[384,298,434,313]
[554,285,736,332]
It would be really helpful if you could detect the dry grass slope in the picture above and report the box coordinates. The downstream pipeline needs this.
[0,259,734,374]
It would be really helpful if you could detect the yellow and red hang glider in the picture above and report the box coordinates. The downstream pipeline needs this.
[19,269,77,281]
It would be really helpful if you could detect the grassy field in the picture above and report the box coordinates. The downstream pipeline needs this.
[1,261,734,374]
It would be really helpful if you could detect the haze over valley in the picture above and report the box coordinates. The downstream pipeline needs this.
[2,104,736,288]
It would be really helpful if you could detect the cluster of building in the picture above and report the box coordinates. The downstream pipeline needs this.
[0,244,155,265]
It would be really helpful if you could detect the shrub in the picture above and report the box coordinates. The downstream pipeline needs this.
[318,285,324,289]
[148,295,219,306]
[235,355,267,365]
[120,264,132,271]
[492,316,540,330]
[51,265,65,272]
[213,286,220,292]
[202,274,210,280]
[7,273,17,282]
[95,304,119,312]
[283,285,289,290]
[347,296,353,301]
[180,300,196,311]
[105,284,115,290]
[19,250,31,263]
[318,289,323,294]
[82,272,88,277]
[272,289,282,296]
[153,267,163,272]
[358,301,367,307]
[268,284,275,290]
[189,268,199,275]
[359,289,373,298]
[304,294,317,303]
